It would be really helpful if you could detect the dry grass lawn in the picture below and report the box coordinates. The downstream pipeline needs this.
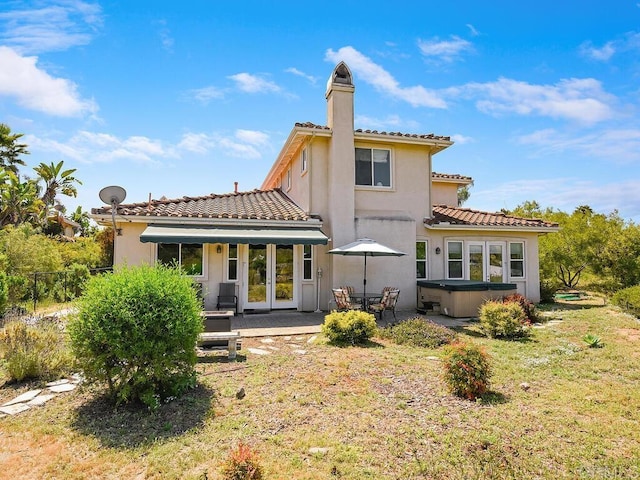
[1,301,639,479]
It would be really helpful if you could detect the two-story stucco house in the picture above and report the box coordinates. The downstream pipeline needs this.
[92,62,557,315]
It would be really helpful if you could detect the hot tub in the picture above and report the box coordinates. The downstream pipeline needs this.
[417,280,517,318]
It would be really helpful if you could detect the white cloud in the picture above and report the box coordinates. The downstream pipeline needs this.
[285,67,317,84]
[517,127,640,163]
[325,46,447,109]
[580,41,616,61]
[456,77,615,125]
[228,73,281,93]
[450,134,473,145]
[178,132,215,154]
[417,35,473,62]
[0,0,103,54]
[235,129,270,146]
[155,19,174,53]
[27,131,174,164]
[466,24,480,37]
[187,86,225,104]
[0,46,97,117]
[354,114,419,131]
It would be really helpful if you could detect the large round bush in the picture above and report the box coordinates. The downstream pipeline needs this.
[479,300,528,338]
[68,264,203,409]
[322,310,377,345]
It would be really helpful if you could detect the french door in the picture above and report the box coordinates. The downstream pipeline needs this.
[468,241,507,282]
[244,244,296,309]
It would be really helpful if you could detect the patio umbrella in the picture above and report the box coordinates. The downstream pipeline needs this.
[328,238,406,298]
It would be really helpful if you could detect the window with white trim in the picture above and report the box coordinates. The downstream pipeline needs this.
[447,241,464,279]
[286,168,292,190]
[157,243,203,276]
[303,244,313,280]
[227,244,238,281]
[301,148,308,172]
[355,147,391,187]
[509,242,525,278]
[416,241,427,279]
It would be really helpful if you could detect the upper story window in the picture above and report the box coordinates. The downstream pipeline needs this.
[286,168,292,190]
[355,147,391,187]
[301,148,308,173]
[157,243,203,276]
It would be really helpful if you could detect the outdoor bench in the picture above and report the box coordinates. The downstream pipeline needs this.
[198,331,241,360]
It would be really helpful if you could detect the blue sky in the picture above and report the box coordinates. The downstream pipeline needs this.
[1,1,640,221]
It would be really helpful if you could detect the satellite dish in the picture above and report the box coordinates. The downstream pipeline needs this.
[99,185,126,236]
[99,185,126,206]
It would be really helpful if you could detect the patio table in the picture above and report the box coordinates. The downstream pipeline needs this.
[351,293,383,310]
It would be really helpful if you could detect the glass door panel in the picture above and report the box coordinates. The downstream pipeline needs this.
[274,245,294,304]
[468,243,484,281]
[247,244,268,306]
[488,243,505,282]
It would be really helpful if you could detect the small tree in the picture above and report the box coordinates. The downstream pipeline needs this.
[68,264,203,409]
[442,341,492,400]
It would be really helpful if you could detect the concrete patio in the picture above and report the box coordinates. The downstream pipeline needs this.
[231,309,474,337]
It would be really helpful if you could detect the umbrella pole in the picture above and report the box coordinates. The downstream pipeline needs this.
[363,255,367,298]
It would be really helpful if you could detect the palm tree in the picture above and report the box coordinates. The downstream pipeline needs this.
[33,160,82,208]
[0,124,29,175]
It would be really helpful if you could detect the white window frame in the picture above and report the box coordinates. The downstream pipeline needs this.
[509,241,526,279]
[226,244,239,281]
[301,147,308,173]
[286,168,292,191]
[416,240,428,279]
[355,147,392,188]
[302,244,313,281]
[446,241,464,279]
[156,243,207,279]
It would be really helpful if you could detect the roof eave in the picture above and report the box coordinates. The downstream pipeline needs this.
[91,214,323,229]
[261,126,332,189]
[354,131,453,152]
[424,223,559,233]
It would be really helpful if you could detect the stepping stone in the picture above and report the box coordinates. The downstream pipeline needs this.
[46,379,70,387]
[27,394,56,406]
[293,349,307,355]
[308,447,330,455]
[284,336,292,341]
[70,373,84,383]
[2,389,42,406]
[260,338,275,344]
[307,335,318,344]
[49,383,76,393]
[426,356,440,361]
[266,346,280,351]
[247,348,271,355]
[0,403,31,415]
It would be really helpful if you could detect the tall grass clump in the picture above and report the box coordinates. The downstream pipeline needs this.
[67,264,203,410]
[441,341,492,400]
[0,319,73,382]
[479,300,528,338]
[378,317,457,348]
[322,310,377,345]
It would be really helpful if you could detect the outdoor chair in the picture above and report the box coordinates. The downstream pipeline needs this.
[368,289,400,323]
[216,282,238,314]
[332,288,362,311]
[340,285,355,296]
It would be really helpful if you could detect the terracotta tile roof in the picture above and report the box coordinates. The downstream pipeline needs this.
[427,205,558,229]
[294,122,450,141]
[432,172,473,182]
[91,189,313,221]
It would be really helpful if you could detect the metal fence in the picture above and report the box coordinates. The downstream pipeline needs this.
[32,267,113,312]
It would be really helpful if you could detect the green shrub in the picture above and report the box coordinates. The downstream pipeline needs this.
[0,271,7,314]
[220,443,264,480]
[322,310,377,345]
[378,317,457,348]
[583,333,604,348]
[501,293,538,324]
[479,300,528,338]
[441,341,492,400]
[539,279,559,304]
[67,264,203,409]
[0,320,73,382]
[611,285,640,317]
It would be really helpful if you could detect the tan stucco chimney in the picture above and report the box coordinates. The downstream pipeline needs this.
[326,62,356,247]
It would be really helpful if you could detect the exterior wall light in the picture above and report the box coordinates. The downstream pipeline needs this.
[435,247,441,255]
[216,244,222,254]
